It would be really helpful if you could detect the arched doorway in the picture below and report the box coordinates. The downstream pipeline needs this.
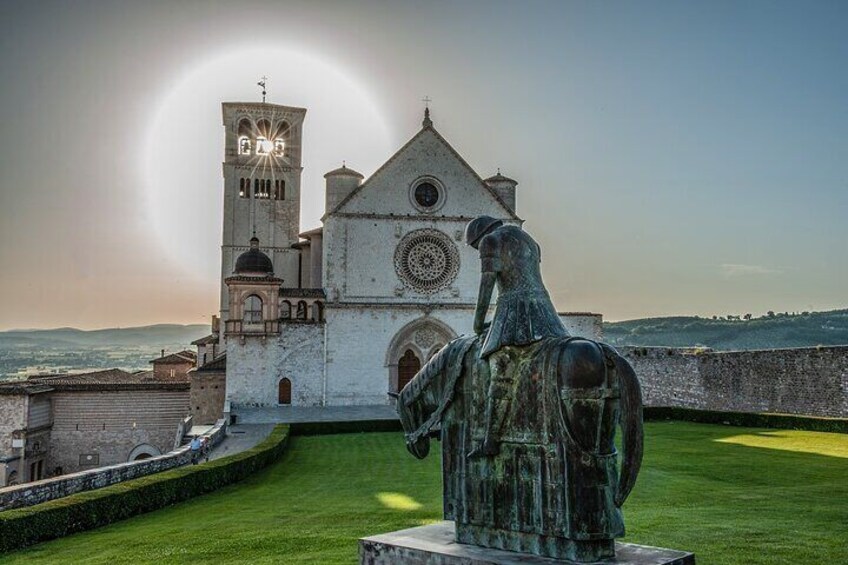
[127,444,161,462]
[386,317,458,396]
[397,349,421,392]
[278,377,292,405]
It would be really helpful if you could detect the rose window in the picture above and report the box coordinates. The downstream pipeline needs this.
[394,229,460,293]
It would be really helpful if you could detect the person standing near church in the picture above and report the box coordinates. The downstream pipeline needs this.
[465,216,568,457]
[190,436,202,465]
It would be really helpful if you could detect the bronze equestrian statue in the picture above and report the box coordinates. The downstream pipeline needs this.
[396,217,644,563]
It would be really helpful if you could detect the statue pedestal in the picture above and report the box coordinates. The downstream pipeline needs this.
[360,521,695,565]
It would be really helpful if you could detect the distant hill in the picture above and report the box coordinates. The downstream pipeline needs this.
[0,324,211,349]
[603,309,848,350]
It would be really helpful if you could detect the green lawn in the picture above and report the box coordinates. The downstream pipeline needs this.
[2,422,846,564]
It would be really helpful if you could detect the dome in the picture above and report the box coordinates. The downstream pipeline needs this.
[234,237,274,275]
[484,171,517,185]
[323,164,364,179]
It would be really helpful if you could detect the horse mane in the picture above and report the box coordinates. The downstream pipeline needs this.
[398,335,478,446]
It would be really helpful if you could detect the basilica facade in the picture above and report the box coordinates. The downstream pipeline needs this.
[206,100,600,411]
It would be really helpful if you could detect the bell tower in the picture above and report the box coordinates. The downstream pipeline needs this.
[219,101,307,322]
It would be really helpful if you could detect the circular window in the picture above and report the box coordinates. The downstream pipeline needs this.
[414,183,439,208]
[409,177,445,213]
[394,229,460,293]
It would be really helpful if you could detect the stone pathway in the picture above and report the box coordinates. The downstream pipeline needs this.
[234,404,398,424]
[207,423,275,461]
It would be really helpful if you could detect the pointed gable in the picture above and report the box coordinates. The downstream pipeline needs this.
[328,125,521,221]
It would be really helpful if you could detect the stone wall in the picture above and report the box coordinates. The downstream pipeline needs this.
[191,371,226,425]
[0,395,27,486]
[619,347,706,409]
[226,323,325,408]
[620,345,848,418]
[0,420,226,512]
[559,313,603,340]
[49,390,189,473]
[0,395,26,463]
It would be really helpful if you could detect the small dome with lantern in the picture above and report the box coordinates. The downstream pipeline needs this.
[234,237,275,276]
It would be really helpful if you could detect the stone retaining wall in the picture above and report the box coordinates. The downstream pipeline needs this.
[0,419,226,512]
[620,345,848,418]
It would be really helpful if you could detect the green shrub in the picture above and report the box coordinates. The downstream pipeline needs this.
[644,407,848,433]
[290,419,402,436]
[0,425,290,554]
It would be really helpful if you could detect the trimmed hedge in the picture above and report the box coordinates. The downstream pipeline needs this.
[0,425,290,554]
[645,406,848,434]
[290,419,402,436]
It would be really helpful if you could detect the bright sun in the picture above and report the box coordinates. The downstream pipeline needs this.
[143,44,393,280]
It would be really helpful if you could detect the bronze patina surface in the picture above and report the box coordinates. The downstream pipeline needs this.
[396,218,645,563]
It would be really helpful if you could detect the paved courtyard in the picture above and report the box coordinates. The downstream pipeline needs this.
[207,423,276,461]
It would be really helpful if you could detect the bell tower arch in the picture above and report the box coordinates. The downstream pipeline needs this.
[220,101,307,321]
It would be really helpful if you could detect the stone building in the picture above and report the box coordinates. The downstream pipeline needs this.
[0,382,52,486]
[0,368,190,486]
[189,355,226,425]
[197,101,602,415]
[150,350,196,380]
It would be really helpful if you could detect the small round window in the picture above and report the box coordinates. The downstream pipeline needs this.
[414,182,440,208]
[409,178,445,213]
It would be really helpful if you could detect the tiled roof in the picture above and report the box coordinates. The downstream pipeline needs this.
[28,368,189,391]
[299,227,323,239]
[191,334,218,346]
[149,351,196,365]
[197,353,226,372]
[0,381,53,396]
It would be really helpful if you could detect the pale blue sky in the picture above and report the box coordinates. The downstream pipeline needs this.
[0,1,845,329]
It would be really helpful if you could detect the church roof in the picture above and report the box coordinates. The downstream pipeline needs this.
[234,237,275,276]
[484,172,518,185]
[280,288,326,298]
[324,165,364,179]
[298,227,323,239]
[324,115,522,221]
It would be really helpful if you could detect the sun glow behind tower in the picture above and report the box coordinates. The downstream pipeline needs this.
[142,45,393,280]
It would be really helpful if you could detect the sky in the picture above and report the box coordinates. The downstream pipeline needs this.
[0,0,846,330]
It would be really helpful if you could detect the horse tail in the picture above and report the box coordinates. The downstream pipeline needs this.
[601,344,643,507]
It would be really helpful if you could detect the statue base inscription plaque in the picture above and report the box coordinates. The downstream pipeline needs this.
[360,522,695,565]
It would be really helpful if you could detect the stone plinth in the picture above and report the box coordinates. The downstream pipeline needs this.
[360,522,695,565]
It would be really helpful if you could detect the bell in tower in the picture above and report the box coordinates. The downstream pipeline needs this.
[218,97,307,323]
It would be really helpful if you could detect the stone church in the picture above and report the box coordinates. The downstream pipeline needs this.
[203,100,600,412]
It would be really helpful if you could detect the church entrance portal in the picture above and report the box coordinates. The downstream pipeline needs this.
[278,378,292,405]
[398,349,421,391]
[386,317,458,394]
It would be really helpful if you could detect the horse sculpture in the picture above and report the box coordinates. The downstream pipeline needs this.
[396,333,644,562]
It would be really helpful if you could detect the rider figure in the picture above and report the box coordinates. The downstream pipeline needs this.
[465,216,569,457]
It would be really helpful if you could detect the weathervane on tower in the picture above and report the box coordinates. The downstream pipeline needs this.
[258,76,268,103]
